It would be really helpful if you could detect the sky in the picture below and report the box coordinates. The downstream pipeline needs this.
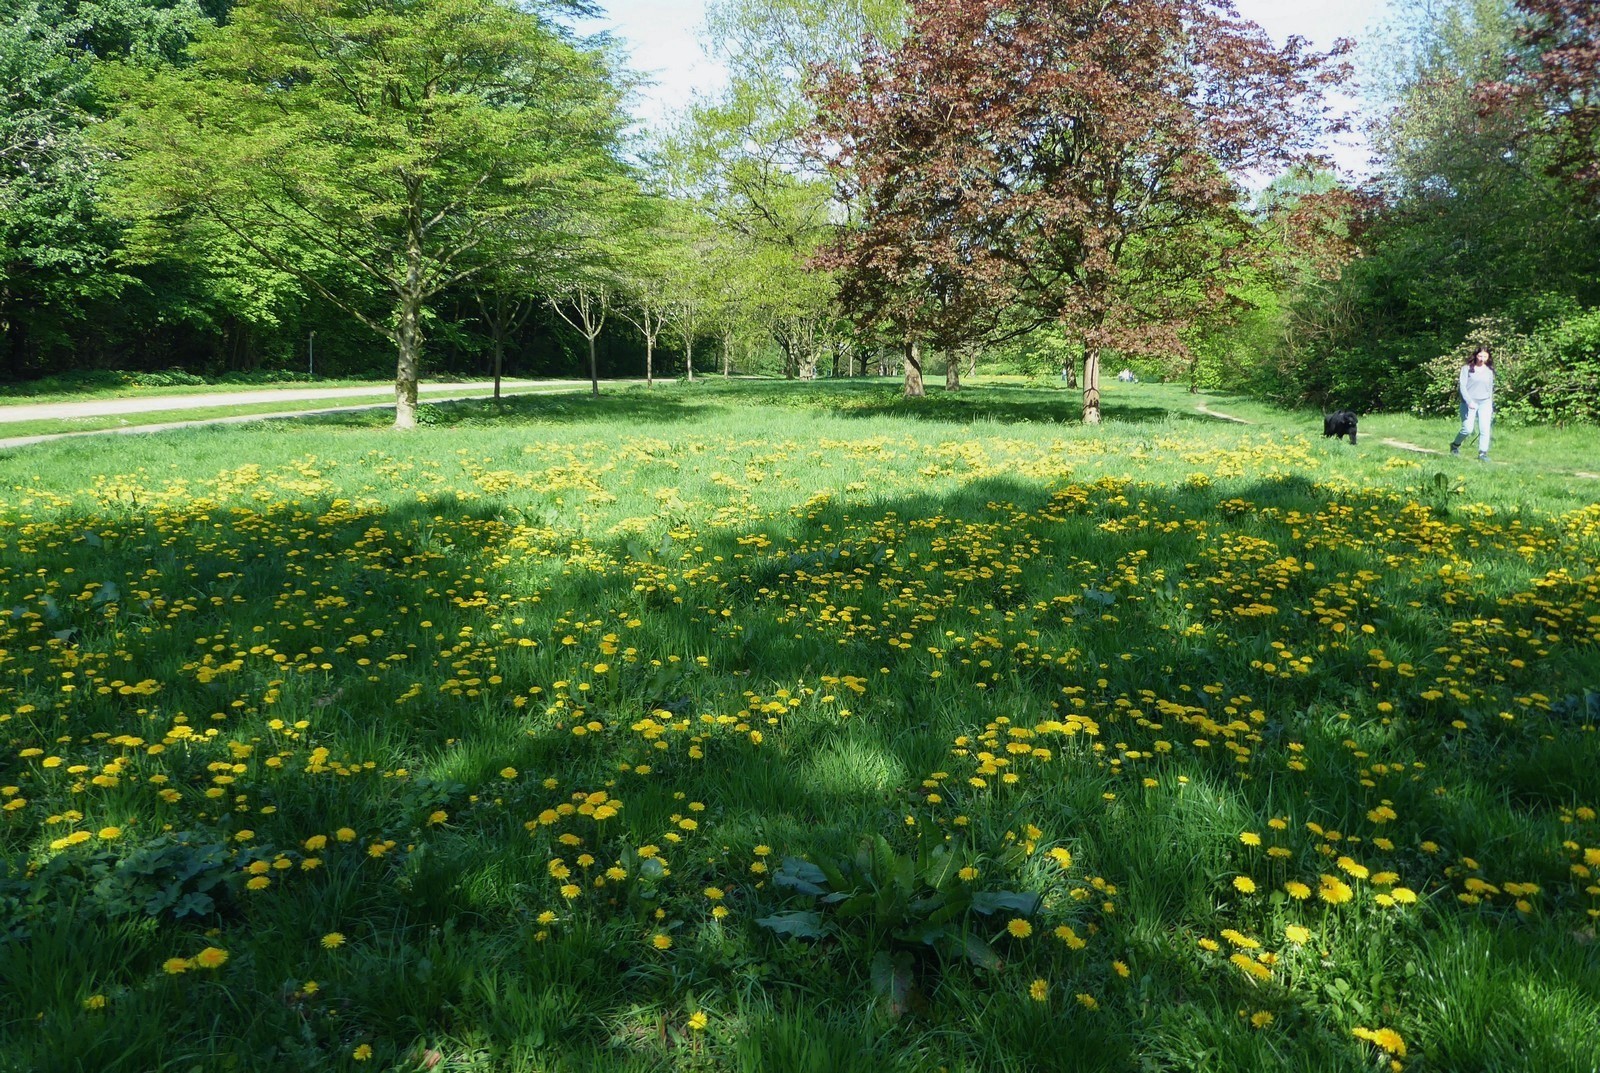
[583,0,1400,174]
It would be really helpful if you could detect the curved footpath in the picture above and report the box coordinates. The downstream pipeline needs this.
[1190,401,1598,479]
[0,379,608,451]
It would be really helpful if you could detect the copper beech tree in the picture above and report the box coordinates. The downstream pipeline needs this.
[814,0,1350,418]
[1480,0,1600,195]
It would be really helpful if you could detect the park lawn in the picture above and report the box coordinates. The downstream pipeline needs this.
[0,380,1596,1072]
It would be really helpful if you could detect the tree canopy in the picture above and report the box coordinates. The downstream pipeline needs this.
[102,0,633,426]
[815,0,1351,418]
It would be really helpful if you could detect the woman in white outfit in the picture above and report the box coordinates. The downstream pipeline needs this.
[1450,346,1495,461]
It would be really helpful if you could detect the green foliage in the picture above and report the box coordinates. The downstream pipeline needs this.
[1251,0,1600,418]
[1421,308,1600,424]
[758,831,1040,1004]
[101,0,634,423]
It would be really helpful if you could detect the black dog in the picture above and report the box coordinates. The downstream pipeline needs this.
[1323,410,1358,444]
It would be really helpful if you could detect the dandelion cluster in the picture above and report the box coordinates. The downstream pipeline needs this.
[1,395,1596,1070]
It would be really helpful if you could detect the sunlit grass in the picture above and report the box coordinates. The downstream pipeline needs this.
[1,380,1596,1071]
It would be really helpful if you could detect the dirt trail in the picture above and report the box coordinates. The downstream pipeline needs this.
[1194,403,1252,424]
[1190,403,1600,477]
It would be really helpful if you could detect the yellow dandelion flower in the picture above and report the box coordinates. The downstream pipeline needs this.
[501,767,519,780]
[1284,881,1311,900]
[1029,978,1050,1002]
[427,811,447,826]
[246,876,271,891]
[1284,925,1310,944]
[1233,876,1257,894]
[193,947,228,969]
[353,1043,373,1061]
[687,1011,708,1031]
[1075,993,1098,1010]
[321,932,345,950]
[1006,918,1033,938]
[162,957,192,974]
[1250,1011,1274,1029]
[83,994,107,1010]
[1336,856,1369,880]
[97,826,122,841]
[1230,952,1271,981]
[651,932,673,950]
[1353,1027,1407,1057]
[1240,832,1261,846]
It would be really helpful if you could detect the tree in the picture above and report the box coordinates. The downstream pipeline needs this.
[616,275,669,388]
[815,0,1350,422]
[1258,0,1600,411]
[0,0,213,374]
[668,0,908,384]
[1485,0,1600,193]
[550,280,610,397]
[474,284,534,400]
[102,0,629,428]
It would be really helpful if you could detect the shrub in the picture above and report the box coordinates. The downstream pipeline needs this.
[1421,310,1600,425]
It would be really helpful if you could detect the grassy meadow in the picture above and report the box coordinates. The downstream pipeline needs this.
[1,379,1597,1072]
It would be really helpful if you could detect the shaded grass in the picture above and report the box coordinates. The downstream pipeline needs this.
[0,379,1596,1072]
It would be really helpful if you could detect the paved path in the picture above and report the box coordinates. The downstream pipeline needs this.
[0,379,585,424]
[0,380,608,451]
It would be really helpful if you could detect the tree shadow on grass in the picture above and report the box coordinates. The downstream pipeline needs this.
[294,384,731,431]
[401,379,1238,432]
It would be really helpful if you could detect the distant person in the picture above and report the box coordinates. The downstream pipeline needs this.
[1117,368,1136,382]
[1449,346,1495,461]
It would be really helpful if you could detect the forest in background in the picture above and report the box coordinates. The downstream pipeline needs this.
[0,0,1596,425]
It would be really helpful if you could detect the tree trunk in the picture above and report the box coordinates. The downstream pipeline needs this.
[966,349,976,378]
[721,329,733,376]
[1083,347,1102,425]
[394,197,425,430]
[903,337,925,397]
[646,338,654,388]
[492,334,504,401]
[945,349,961,391]
[878,347,892,377]
[1062,360,1078,389]
[395,291,423,430]
[588,334,599,397]
[685,336,694,382]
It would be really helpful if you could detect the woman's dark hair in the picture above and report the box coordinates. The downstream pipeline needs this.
[1467,345,1494,370]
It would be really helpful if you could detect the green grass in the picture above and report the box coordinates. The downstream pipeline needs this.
[1,379,1596,1072]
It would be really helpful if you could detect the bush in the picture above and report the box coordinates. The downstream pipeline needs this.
[1421,310,1600,425]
